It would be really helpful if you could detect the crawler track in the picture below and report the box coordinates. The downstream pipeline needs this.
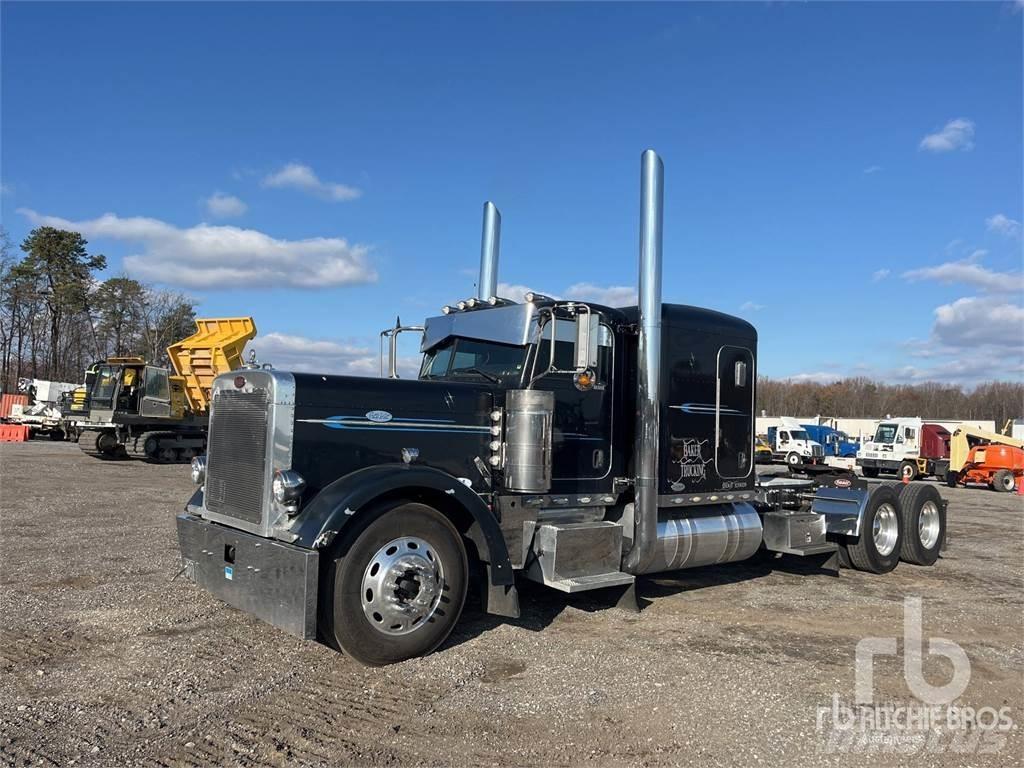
[125,430,204,464]
[76,429,125,459]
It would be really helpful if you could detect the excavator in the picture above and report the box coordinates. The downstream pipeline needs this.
[75,317,256,463]
[945,424,1024,493]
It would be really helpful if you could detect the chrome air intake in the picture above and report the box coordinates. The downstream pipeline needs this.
[503,389,554,493]
[623,149,664,574]
[478,201,501,301]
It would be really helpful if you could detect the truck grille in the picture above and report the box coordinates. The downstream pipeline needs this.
[812,445,824,458]
[205,389,270,524]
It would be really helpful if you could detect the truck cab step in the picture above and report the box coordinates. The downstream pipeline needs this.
[541,571,636,593]
[524,521,633,593]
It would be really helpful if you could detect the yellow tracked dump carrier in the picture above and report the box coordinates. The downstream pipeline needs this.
[75,317,257,463]
[168,317,257,414]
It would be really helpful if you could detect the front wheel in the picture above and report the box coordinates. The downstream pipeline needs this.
[786,452,802,468]
[320,501,468,666]
[992,469,1016,493]
[898,461,918,482]
[847,485,903,574]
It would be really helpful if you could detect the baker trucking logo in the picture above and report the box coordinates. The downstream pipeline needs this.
[816,597,1014,754]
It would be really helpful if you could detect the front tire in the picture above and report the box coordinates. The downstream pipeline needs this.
[898,484,945,566]
[320,501,468,666]
[847,485,903,574]
[898,461,918,482]
[786,452,802,468]
[992,469,1015,493]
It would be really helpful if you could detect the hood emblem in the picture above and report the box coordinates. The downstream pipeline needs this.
[366,410,393,423]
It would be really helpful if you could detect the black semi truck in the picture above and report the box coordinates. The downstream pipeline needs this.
[176,151,948,665]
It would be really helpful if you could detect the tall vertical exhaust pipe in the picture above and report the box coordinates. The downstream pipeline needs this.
[478,201,501,300]
[623,149,664,574]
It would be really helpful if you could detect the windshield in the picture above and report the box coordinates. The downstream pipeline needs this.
[789,429,809,441]
[420,338,526,384]
[91,365,119,407]
[873,424,898,443]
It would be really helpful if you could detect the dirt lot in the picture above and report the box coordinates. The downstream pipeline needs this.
[1,441,1022,767]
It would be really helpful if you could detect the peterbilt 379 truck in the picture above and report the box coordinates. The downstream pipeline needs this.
[177,151,948,666]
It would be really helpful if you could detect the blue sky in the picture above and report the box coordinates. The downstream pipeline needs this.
[2,2,1022,383]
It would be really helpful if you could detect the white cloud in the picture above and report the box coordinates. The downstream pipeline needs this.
[783,372,843,384]
[496,281,636,306]
[931,297,1024,348]
[253,331,419,378]
[986,213,1022,238]
[863,165,882,175]
[17,208,377,290]
[872,268,891,282]
[902,257,1023,293]
[739,301,765,311]
[261,163,362,202]
[919,118,975,153]
[565,283,637,307]
[0,182,12,196]
[204,193,247,219]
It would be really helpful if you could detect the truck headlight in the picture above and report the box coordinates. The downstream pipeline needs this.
[190,456,207,485]
[273,469,306,504]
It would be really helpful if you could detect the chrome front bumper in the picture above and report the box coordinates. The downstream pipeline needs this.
[175,513,319,640]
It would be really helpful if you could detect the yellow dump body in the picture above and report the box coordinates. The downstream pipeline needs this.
[949,426,1024,473]
[167,317,257,414]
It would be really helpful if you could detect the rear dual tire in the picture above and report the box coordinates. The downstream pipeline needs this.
[846,485,902,574]
[841,483,945,571]
[897,484,944,566]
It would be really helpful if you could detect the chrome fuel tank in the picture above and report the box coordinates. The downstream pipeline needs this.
[639,502,763,574]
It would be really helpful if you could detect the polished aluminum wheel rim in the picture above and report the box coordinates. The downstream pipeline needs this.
[361,537,443,636]
[873,503,899,557]
[918,501,940,549]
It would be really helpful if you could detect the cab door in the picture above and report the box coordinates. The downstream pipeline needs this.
[531,318,615,485]
[140,366,172,418]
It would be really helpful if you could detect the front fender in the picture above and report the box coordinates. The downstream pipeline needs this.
[289,464,513,586]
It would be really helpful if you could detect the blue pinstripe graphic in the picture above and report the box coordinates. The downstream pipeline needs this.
[297,415,491,433]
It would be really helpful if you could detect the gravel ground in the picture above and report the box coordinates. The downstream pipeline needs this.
[2,441,1022,767]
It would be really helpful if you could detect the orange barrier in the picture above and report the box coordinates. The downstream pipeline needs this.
[0,424,30,442]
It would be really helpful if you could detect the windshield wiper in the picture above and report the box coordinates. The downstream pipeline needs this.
[452,367,499,383]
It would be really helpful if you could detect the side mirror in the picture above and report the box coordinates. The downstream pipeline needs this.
[574,313,599,371]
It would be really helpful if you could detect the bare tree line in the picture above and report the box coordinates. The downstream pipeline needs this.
[757,377,1022,429]
[0,227,196,391]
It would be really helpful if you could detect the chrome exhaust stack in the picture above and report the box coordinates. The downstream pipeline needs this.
[623,149,664,575]
[478,201,501,301]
